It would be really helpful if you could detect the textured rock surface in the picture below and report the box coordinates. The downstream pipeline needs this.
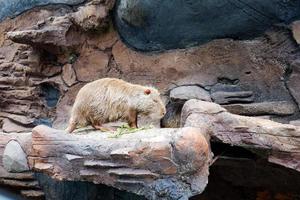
[3,140,29,172]
[292,21,300,44]
[2,1,300,131]
[182,99,300,172]
[0,132,44,199]
[0,0,85,22]
[170,86,211,102]
[287,59,300,109]
[223,101,297,116]
[28,125,211,200]
[115,0,300,51]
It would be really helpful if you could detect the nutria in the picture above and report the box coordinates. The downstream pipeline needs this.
[66,78,166,133]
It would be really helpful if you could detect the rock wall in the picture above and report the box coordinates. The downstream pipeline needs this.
[1,0,300,199]
[1,2,300,132]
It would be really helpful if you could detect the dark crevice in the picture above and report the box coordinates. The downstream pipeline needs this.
[39,82,60,108]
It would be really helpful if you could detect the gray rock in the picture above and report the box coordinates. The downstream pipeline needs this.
[211,91,254,105]
[170,86,211,102]
[115,0,300,51]
[3,140,29,173]
[289,120,300,127]
[2,118,31,133]
[0,0,85,22]
[223,101,297,116]
[292,21,300,44]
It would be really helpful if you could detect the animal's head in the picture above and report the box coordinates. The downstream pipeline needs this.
[134,87,166,119]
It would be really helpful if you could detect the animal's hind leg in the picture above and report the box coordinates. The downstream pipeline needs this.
[127,109,137,128]
[91,121,116,132]
[65,117,77,133]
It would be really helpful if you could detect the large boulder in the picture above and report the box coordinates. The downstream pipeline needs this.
[3,140,29,172]
[0,0,85,22]
[115,0,300,51]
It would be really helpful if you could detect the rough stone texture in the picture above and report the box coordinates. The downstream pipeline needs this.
[7,15,78,47]
[170,86,211,102]
[71,3,109,31]
[2,119,32,133]
[0,0,85,22]
[223,101,297,116]
[62,64,77,86]
[73,48,110,82]
[182,99,300,172]
[115,0,300,51]
[28,125,210,200]
[287,59,300,109]
[292,21,300,44]
[211,91,254,105]
[3,140,29,172]
[0,132,44,199]
[2,1,300,132]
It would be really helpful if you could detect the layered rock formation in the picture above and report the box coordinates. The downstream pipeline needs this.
[1,0,300,199]
[0,126,211,200]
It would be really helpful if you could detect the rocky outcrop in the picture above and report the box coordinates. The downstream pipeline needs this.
[0,132,44,199]
[30,126,210,200]
[182,99,300,172]
[1,1,300,199]
[115,0,300,51]
[0,126,211,200]
[1,0,300,132]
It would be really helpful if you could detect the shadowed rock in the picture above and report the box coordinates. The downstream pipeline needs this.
[182,99,300,172]
[115,0,300,51]
[0,0,85,22]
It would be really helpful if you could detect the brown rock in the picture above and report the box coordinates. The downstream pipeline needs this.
[29,125,210,199]
[52,83,85,129]
[182,99,300,172]
[112,36,293,109]
[62,64,77,86]
[7,16,74,46]
[73,48,109,82]
[87,25,118,50]
[71,4,108,31]
[2,119,31,133]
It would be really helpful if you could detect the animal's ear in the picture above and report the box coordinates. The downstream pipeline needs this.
[144,89,151,95]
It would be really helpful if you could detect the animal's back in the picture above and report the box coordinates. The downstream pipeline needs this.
[71,78,136,125]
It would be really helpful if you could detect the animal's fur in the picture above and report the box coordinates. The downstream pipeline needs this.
[66,78,166,133]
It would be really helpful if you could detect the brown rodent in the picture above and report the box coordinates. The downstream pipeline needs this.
[66,78,166,133]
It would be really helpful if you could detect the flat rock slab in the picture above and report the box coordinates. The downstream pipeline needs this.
[115,0,300,51]
[182,99,300,172]
[29,125,211,200]
[223,101,297,116]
